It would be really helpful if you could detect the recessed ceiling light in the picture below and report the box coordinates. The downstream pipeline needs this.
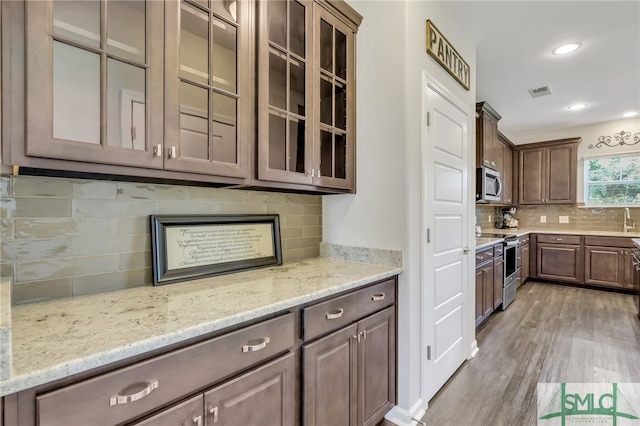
[553,43,581,55]
[568,103,587,111]
[622,111,639,118]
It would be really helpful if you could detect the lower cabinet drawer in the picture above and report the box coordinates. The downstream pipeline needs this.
[303,278,396,341]
[36,313,294,426]
[584,236,635,248]
[536,234,581,245]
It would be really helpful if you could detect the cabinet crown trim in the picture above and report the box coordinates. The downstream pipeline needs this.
[476,101,502,121]
[514,137,582,150]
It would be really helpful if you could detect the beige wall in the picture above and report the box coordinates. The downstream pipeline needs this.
[476,204,640,233]
[0,176,321,305]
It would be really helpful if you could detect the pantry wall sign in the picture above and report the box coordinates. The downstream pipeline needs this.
[426,19,470,90]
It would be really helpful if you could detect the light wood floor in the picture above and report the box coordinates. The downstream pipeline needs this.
[419,281,640,426]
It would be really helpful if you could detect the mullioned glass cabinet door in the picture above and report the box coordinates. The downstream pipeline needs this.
[312,4,355,191]
[257,0,314,186]
[25,0,164,169]
[164,0,251,178]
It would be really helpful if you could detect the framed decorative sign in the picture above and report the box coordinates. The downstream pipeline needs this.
[150,214,282,286]
[426,19,471,90]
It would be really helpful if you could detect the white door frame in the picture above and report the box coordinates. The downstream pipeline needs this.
[420,71,478,409]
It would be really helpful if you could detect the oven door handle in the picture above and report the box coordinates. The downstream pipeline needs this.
[504,239,520,247]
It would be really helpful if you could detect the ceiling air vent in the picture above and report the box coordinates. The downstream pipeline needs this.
[528,85,553,98]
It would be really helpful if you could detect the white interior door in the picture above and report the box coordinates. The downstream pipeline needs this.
[422,78,470,402]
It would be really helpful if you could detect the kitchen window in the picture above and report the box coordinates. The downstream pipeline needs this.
[584,153,640,206]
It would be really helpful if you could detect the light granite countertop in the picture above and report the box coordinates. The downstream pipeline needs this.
[0,255,402,396]
[633,238,640,249]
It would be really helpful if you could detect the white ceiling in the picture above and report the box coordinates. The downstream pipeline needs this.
[448,1,640,143]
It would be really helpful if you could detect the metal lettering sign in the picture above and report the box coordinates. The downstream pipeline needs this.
[426,20,471,91]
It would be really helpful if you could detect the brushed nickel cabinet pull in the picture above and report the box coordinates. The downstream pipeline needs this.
[169,146,177,158]
[153,144,162,157]
[326,309,344,320]
[109,379,159,406]
[193,415,203,426]
[209,406,219,423]
[371,293,385,301]
[555,238,563,241]
[242,337,270,353]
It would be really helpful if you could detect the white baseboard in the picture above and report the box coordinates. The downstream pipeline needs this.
[384,398,427,425]
[469,338,479,358]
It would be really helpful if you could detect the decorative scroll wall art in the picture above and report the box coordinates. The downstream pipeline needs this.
[588,130,640,149]
[151,214,282,286]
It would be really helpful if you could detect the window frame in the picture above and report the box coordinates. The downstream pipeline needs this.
[583,152,640,207]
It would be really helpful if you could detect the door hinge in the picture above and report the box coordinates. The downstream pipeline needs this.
[427,345,431,360]
[426,112,431,127]
[427,228,431,243]
[131,126,136,141]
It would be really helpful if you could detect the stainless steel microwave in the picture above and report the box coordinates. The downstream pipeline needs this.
[476,166,502,203]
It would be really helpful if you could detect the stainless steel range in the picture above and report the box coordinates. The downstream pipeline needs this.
[479,233,519,310]
[501,236,519,309]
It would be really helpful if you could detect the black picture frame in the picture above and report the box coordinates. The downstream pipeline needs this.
[150,214,282,286]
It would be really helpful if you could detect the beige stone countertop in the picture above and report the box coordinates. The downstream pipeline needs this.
[475,237,504,250]
[0,257,402,396]
[481,228,640,238]
[475,229,640,250]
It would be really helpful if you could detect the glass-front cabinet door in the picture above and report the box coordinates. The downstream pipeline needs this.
[25,0,164,168]
[257,0,314,185]
[313,4,355,190]
[164,0,250,178]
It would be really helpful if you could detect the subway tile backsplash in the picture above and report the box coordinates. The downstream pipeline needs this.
[0,176,322,305]
[476,204,640,232]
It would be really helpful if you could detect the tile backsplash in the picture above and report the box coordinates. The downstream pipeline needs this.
[0,176,322,305]
[476,204,640,232]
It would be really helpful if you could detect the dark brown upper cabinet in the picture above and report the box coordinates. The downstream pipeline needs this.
[257,0,360,192]
[476,102,502,173]
[164,0,252,179]
[498,131,515,205]
[3,0,361,193]
[516,138,579,205]
[23,0,165,169]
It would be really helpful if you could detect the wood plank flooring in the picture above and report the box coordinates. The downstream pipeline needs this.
[419,281,640,426]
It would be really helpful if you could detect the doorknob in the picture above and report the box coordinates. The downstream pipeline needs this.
[463,247,470,254]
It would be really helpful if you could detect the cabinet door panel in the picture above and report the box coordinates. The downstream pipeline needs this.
[358,307,395,426]
[584,246,623,287]
[518,148,545,204]
[164,0,250,178]
[26,0,164,169]
[493,257,504,310]
[521,244,530,282]
[312,5,355,190]
[303,324,358,426]
[546,144,576,204]
[204,353,296,426]
[258,0,314,185]
[483,263,494,318]
[536,244,582,283]
[475,266,484,326]
[132,395,203,426]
